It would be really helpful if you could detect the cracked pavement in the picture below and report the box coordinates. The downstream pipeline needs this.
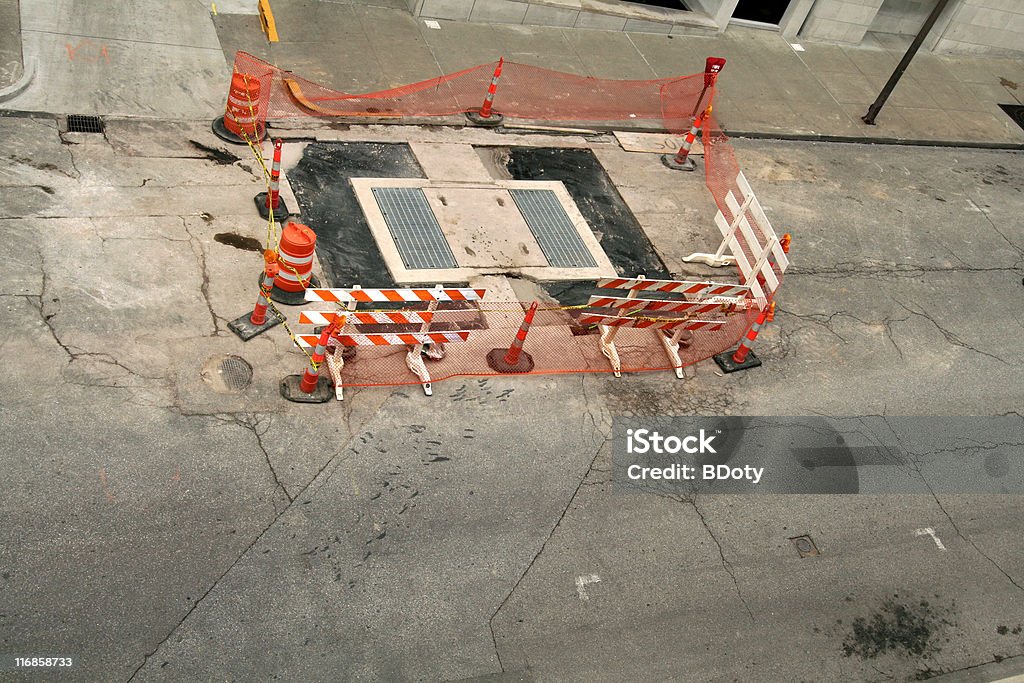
[1,111,1023,683]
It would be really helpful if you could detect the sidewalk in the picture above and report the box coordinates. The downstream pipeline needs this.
[1,0,1022,145]
[212,0,1024,145]
[0,0,23,91]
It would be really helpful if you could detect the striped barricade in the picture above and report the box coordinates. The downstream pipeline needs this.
[585,275,742,379]
[293,286,484,399]
[305,288,487,304]
[682,171,791,307]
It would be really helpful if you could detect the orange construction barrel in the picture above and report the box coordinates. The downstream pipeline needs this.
[213,69,268,144]
[272,222,317,303]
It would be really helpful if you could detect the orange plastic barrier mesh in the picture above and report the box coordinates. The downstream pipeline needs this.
[702,113,786,290]
[317,303,760,388]
[229,51,714,132]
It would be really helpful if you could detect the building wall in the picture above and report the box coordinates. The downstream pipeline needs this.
[800,0,885,44]
[869,0,934,35]
[797,0,1023,55]
[933,0,1024,55]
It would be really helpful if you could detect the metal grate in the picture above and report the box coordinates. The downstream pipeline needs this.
[998,104,1024,132]
[66,114,104,133]
[219,356,253,392]
[371,187,457,270]
[509,189,596,269]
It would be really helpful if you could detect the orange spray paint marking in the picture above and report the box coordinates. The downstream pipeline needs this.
[99,467,114,502]
[100,45,109,63]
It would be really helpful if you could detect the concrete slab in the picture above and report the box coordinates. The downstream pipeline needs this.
[350,177,616,283]
[613,129,703,154]
[410,142,495,181]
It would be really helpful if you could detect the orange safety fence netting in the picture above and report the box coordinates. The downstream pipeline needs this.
[702,113,786,293]
[308,302,760,388]
[230,51,715,133]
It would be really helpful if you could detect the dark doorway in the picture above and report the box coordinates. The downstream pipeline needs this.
[732,0,791,25]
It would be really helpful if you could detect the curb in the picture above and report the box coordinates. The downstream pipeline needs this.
[925,655,1024,682]
[0,56,35,104]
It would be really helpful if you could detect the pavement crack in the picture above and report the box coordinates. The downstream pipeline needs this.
[689,497,755,623]
[487,423,605,672]
[927,484,1024,593]
[183,218,223,336]
[893,299,1010,366]
[233,413,293,504]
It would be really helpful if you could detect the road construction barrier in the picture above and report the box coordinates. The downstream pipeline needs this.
[220,51,720,135]
[227,251,283,341]
[255,139,289,222]
[288,286,485,400]
[212,70,268,144]
[466,58,504,125]
[305,287,487,304]
[487,301,538,373]
[584,275,746,379]
[663,106,712,172]
[714,302,774,373]
[270,222,317,305]
[279,316,345,403]
[683,170,790,306]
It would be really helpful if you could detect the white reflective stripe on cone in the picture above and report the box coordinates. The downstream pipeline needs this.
[280,252,315,266]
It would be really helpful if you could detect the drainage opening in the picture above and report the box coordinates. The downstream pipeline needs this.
[202,355,253,393]
[66,115,105,134]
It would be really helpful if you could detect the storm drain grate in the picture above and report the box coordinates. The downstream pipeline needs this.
[219,356,253,392]
[371,187,457,270]
[509,189,596,269]
[998,104,1024,132]
[66,114,104,133]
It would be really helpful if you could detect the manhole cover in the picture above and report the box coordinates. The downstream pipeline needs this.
[201,355,253,394]
[998,104,1024,132]
[790,535,820,558]
[66,114,104,134]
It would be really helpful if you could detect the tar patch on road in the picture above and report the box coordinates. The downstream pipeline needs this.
[841,596,956,661]
[286,142,667,304]
[288,142,426,289]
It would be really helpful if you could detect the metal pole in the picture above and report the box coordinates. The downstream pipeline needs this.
[862,0,953,125]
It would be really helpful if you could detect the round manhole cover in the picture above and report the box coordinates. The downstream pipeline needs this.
[201,355,253,394]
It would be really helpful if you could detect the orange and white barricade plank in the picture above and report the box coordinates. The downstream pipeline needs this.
[305,288,486,304]
[596,277,750,299]
[590,274,742,379]
[579,314,726,331]
[294,331,471,348]
[587,295,752,315]
[299,311,436,326]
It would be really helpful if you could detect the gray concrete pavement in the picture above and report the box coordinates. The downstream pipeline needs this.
[1,1,1024,681]
[1,110,1022,680]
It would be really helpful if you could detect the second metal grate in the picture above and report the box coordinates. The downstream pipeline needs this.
[509,189,597,269]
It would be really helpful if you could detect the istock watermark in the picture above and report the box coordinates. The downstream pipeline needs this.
[612,416,1024,494]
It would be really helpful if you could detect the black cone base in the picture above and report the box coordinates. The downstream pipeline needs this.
[280,375,333,403]
[255,192,291,222]
[211,116,267,144]
[713,350,762,373]
[228,310,282,341]
[465,110,504,126]
[486,348,535,373]
[661,153,697,171]
[261,273,320,306]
